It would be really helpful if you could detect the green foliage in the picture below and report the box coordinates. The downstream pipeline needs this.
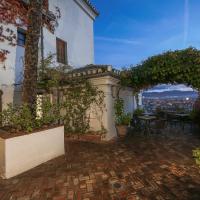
[61,78,105,135]
[189,97,200,126]
[121,48,200,91]
[0,104,34,133]
[37,53,72,90]
[37,97,61,126]
[114,98,132,125]
[0,97,60,133]
[37,54,106,136]
[118,113,132,126]
[190,109,200,126]
[114,98,124,118]
[133,108,144,116]
[193,148,200,166]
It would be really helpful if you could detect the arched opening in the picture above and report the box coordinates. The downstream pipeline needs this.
[142,84,198,113]
[121,48,200,133]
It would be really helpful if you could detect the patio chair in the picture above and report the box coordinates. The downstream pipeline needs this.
[179,115,194,132]
[130,114,142,132]
[150,119,167,134]
[166,113,179,128]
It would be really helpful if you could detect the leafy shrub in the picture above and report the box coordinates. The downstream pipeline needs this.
[38,97,61,126]
[193,148,200,165]
[116,113,132,126]
[60,79,105,135]
[114,98,131,126]
[190,98,200,127]
[133,108,144,116]
[37,55,106,135]
[0,104,34,133]
[0,97,60,133]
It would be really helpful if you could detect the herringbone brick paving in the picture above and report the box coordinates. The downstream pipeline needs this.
[0,131,200,200]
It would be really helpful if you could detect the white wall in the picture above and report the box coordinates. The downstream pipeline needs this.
[44,0,95,67]
[0,126,65,179]
[0,0,96,107]
[89,76,119,140]
[0,138,5,176]
[0,24,17,109]
[119,88,135,114]
[89,76,136,141]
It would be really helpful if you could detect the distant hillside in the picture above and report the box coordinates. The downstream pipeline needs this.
[143,90,198,99]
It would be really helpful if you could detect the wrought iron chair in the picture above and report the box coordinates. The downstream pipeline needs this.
[150,119,167,134]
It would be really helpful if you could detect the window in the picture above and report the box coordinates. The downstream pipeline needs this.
[56,38,67,64]
[17,29,26,46]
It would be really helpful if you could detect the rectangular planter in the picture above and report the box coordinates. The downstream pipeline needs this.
[0,126,65,179]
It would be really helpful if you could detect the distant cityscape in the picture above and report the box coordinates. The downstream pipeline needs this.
[142,90,198,113]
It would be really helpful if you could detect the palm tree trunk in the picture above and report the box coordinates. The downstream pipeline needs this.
[22,0,42,110]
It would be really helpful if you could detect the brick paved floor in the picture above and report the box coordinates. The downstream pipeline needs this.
[0,131,200,200]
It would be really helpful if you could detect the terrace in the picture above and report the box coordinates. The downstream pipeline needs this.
[0,128,200,200]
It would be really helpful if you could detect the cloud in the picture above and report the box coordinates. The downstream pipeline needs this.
[145,84,195,93]
[184,0,189,46]
[95,36,141,45]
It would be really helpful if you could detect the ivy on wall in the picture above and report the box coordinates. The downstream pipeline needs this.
[121,48,200,92]
[59,78,105,135]
[38,55,106,136]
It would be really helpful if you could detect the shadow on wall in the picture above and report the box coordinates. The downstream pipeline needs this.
[13,85,22,106]
[0,90,2,113]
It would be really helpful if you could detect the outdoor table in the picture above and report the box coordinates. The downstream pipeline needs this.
[166,113,190,130]
[174,113,190,118]
[143,112,155,116]
[138,116,156,135]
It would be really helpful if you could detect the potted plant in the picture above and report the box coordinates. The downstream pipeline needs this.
[114,98,131,137]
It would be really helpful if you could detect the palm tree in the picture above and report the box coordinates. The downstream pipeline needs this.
[22,0,43,110]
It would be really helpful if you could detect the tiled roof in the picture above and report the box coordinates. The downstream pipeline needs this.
[83,0,99,16]
[65,65,121,79]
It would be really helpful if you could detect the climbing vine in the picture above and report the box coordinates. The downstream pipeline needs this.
[121,48,200,92]
[38,55,106,136]
[0,0,60,62]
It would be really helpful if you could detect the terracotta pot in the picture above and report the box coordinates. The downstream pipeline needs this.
[116,125,128,137]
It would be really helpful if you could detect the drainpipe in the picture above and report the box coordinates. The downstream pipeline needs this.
[40,0,44,79]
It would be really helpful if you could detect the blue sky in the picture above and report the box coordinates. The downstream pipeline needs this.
[92,0,200,68]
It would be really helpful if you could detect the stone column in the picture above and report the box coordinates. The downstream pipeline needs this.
[89,76,119,141]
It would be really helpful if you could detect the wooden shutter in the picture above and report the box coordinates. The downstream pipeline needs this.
[56,38,67,64]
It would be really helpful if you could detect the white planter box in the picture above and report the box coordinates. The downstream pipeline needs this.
[0,126,65,179]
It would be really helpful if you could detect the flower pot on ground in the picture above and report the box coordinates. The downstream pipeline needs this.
[115,114,132,137]
[116,125,128,137]
[114,98,131,137]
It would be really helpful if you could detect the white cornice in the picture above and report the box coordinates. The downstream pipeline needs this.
[74,0,98,20]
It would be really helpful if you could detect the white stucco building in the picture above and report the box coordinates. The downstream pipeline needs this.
[0,0,136,140]
[0,0,98,108]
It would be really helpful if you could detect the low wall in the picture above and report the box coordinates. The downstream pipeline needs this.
[0,126,65,179]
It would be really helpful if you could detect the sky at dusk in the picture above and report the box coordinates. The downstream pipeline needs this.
[92,0,200,69]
